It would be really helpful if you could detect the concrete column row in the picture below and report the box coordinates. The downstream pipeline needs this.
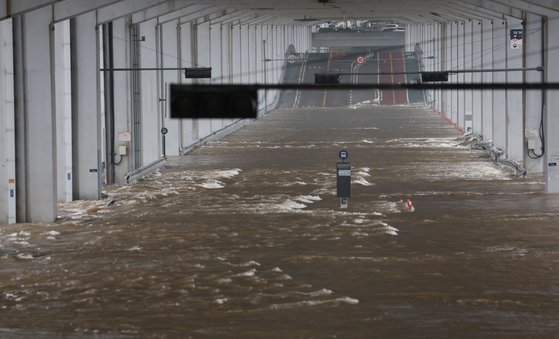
[408,12,559,191]
[0,3,312,223]
[134,19,311,164]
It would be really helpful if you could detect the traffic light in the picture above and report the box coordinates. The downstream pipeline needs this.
[170,84,258,119]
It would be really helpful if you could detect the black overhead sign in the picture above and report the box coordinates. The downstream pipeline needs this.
[421,71,449,82]
[170,84,257,119]
[315,73,340,84]
[184,67,212,79]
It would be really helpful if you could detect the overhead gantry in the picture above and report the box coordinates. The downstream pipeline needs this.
[1,0,559,224]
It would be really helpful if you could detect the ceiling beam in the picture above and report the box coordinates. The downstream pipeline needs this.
[131,0,204,24]
[0,0,58,20]
[97,0,169,24]
[53,0,121,22]
[489,0,556,16]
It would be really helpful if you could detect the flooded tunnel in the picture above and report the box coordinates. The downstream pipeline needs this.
[1,0,559,338]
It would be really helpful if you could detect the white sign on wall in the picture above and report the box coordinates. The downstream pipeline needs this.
[510,29,523,49]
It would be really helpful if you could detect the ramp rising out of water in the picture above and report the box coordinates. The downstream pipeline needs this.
[1,106,559,338]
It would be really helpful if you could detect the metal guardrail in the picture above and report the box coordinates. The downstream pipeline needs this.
[124,156,167,184]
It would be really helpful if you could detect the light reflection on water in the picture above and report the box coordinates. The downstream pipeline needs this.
[1,106,559,338]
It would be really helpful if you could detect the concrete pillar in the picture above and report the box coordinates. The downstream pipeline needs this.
[71,12,102,201]
[544,14,559,193]
[195,20,212,137]
[481,19,494,141]
[443,23,452,118]
[256,25,264,112]
[222,22,232,84]
[471,20,483,134]
[54,20,73,203]
[248,25,257,84]
[451,22,459,124]
[524,13,544,174]
[0,18,16,224]
[178,21,196,149]
[464,20,473,133]
[161,20,181,156]
[435,23,442,111]
[492,19,507,150]
[138,19,161,164]
[241,25,250,84]
[457,21,465,131]
[14,7,58,222]
[231,23,242,84]
[506,16,524,162]
[111,17,133,183]
[210,21,225,129]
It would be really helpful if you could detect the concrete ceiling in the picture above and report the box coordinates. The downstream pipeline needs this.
[1,0,558,25]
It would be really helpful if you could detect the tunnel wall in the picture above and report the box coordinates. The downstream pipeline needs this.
[0,4,313,223]
[406,15,546,176]
[134,19,312,167]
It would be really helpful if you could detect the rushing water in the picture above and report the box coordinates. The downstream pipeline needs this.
[1,106,559,338]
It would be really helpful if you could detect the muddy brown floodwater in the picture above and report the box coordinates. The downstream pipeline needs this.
[1,106,559,338]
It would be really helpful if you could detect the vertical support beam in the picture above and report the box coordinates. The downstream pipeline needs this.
[524,13,544,174]
[71,11,102,200]
[248,25,256,84]
[161,20,180,156]
[0,18,16,224]
[472,20,483,134]
[443,23,452,118]
[210,21,225,128]
[178,20,196,148]
[14,6,58,222]
[464,20,473,133]
[457,21,465,131]
[506,16,524,162]
[231,23,242,84]
[435,23,442,112]
[196,20,211,137]
[130,23,142,169]
[450,22,459,124]
[112,17,132,183]
[138,18,160,165]
[481,19,494,141]
[54,20,72,202]
[255,25,264,112]
[492,19,507,150]
[544,15,559,192]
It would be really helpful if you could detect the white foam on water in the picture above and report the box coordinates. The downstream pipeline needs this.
[126,246,142,252]
[213,169,242,178]
[214,298,228,304]
[361,139,375,144]
[354,177,374,186]
[352,231,369,237]
[380,222,399,236]
[239,260,261,267]
[385,137,461,149]
[198,179,225,189]
[16,253,35,260]
[356,171,371,177]
[270,296,359,310]
[300,289,334,297]
[273,200,307,212]
[234,269,257,277]
[296,195,322,204]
